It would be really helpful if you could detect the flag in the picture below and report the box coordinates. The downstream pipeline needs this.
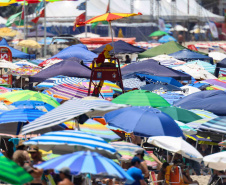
[208,21,218,38]
[158,18,165,31]
[73,12,85,31]
[106,1,110,13]
[21,6,24,20]
[6,11,24,27]
[31,1,45,24]
[77,2,86,10]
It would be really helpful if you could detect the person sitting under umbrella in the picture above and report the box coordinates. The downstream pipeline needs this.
[134,149,149,180]
[58,167,73,185]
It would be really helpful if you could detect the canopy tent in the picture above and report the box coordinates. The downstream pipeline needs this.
[138,41,207,59]
[174,90,226,116]
[121,59,191,81]
[29,57,91,82]
[27,29,55,37]
[0,38,35,59]
[50,44,98,63]
[92,40,145,54]
[214,58,226,77]
[169,49,213,63]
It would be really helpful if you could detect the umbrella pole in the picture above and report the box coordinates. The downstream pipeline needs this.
[109,21,115,56]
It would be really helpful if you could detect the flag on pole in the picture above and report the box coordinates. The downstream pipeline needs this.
[73,12,85,31]
[158,18,165,31]
[208,21,218,38]
[31,1,45,24]
[21,6,24,20]
[6,11,24,27]
[106,1,110,13]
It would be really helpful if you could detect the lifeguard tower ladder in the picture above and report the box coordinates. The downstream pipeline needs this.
[88,57,124,98]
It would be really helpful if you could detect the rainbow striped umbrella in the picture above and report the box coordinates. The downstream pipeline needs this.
[200,79,226,90]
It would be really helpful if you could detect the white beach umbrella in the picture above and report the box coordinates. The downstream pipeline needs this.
[179,85,201,95]
[0,59,19,69]
[203,151,226,170]
[148,136,203,162]
[209,52,226,61]
[170,25,188,32]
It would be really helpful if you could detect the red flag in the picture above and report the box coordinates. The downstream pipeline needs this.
[21,7,24,20]
[31,9,44,23]
[73,12,85,31]
[106,2,109,13]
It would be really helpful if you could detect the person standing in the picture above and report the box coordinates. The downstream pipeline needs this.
[58,167,73,185]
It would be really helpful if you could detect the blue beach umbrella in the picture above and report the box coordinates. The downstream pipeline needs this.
[159,35,177,43]
[140,83,181,91]
[104,106,184,138]
[35,151,134,183]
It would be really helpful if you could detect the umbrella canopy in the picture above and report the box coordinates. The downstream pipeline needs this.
[186,60,216,74]
[203,151,226,170]
[148,136,203,162]
[151,54,185,67]
[29,57,91,83]
[175,121,197,135]
[0,27,18,37]
[0,59,19,69]
[0,90,60,107]
[92,40,145,54]
[0,152,33,184]
[219,140,226,147]
[149,31,168,37]
[201,79,226,91]
[18,40,41,49]
[104,106,184,137]
[38,57,63,68]
[14,60,39,67]
[140,83,181,91]
[11,100,55,112]
[45,84,89,100]
[158,35,177,43]
[112,90,170,107]
[110,141,157,167]
[9,65,41,76]
[190,109,218,119]
[159,92,184,105]
[54,77,87,86]
[122,78,146,89]
[24,130,118,159]
[174,90,226,116]
[179,85,201,95]
[209,52,226,61]
[157,107,202,123]
[0,86,11,94]
[0,108,46,135]
[21,98,127,135]
[170,25,188,32]
[35,151,134,183]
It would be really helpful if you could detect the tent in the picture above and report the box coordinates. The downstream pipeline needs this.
[27,29,55,37]
[29,57,91,82]
[0,38,35,59]
[174,90,226,116]
[169,49,213,63]
[121,59,191,80]
[92,40,145,54]
[158,35,177,43]
[50,44,98,63]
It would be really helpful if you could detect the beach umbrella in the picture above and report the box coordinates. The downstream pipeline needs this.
[38,57,63,68]
[203,151,226,170]
[24,130,118,159]
[179,85,201,95]
[110,141,157,168]
[35,151,134,183]
[151,54,185,67]
[148,136,203,162]
[209,52,226,61]
[0,90,60,107]
[140,83,181,92]
[0,108,46,135]
[157,107,202,123]
[11,100,55,112]
[189,109,218,119]
[17,40,41,49]
[219,140,226,147]
[21,98,127,135]
[122,78,146,89]
[54,77,87,86]
[170,25,188,32]
[0,86,11,94]
[186,60,216,74]
[35,76,66,90]
[0,102,15,110]
[8,65,41,76]
[14,60,39,67]
[175,121,197,135]
[158,35,177,43]
[0,59,19,69]
[0,152,33,184]
[104,106,184,137]
[45,84,89,100]
[201,79,226,91]
[112,90,170,107]
[149,31,168,37]
[0,27,18,37]
[159,92,184,105]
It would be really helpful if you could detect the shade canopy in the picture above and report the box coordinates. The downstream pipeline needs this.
[174,90,226,116]
[50,44,98,63]
[92,40,145,54]
[0,38,35,59]
[29,57,91,82]
[27,29,55,37]
[203,151,226,170]
[121,59,191,80]
[140,83,181,91]
[158,35,177,43]
[149,31,168,37]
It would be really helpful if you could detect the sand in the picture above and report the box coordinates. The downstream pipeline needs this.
[191,175,211,185]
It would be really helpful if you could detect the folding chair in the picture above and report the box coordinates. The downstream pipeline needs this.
[149,171,164,185]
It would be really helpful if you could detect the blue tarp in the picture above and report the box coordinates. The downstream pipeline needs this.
[121,59,191,81]
[0,39,35,59]
[50,44,98,63]
[174,90,226,116]
[159,35,177,43]
[92,40,145,54]
[169,49,213,63]
[30,57,91,82]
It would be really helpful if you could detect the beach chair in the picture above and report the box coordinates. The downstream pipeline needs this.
[149,171,164,185]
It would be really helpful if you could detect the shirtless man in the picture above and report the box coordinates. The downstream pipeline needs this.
[58,167,73,185]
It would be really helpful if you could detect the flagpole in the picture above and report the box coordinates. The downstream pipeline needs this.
[85,0,87,38]
[44,0,47,57]
[23,0,26,39]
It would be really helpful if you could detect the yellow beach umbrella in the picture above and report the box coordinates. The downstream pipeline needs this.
[0,0,17,6]
[18,40,41,49]
[0,27,18,37]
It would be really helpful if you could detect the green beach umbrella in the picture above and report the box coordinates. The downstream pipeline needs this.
[0,153,33,184]
[157,107,202,123]
[149,30,168,37]
[112,90,170,107]
[0,90,60,107]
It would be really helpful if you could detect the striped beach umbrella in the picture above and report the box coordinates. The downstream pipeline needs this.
[54,77,87,86]
[46,84,89,100]
[35,151,134,183]
[175,121,197,135]
[0,90,60,107]
[190,109,218,119]
[201,79,226,91]
[24,130,118,159]
[110,141,157,168]
[219,140,226,147]
[0,153,33,184]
